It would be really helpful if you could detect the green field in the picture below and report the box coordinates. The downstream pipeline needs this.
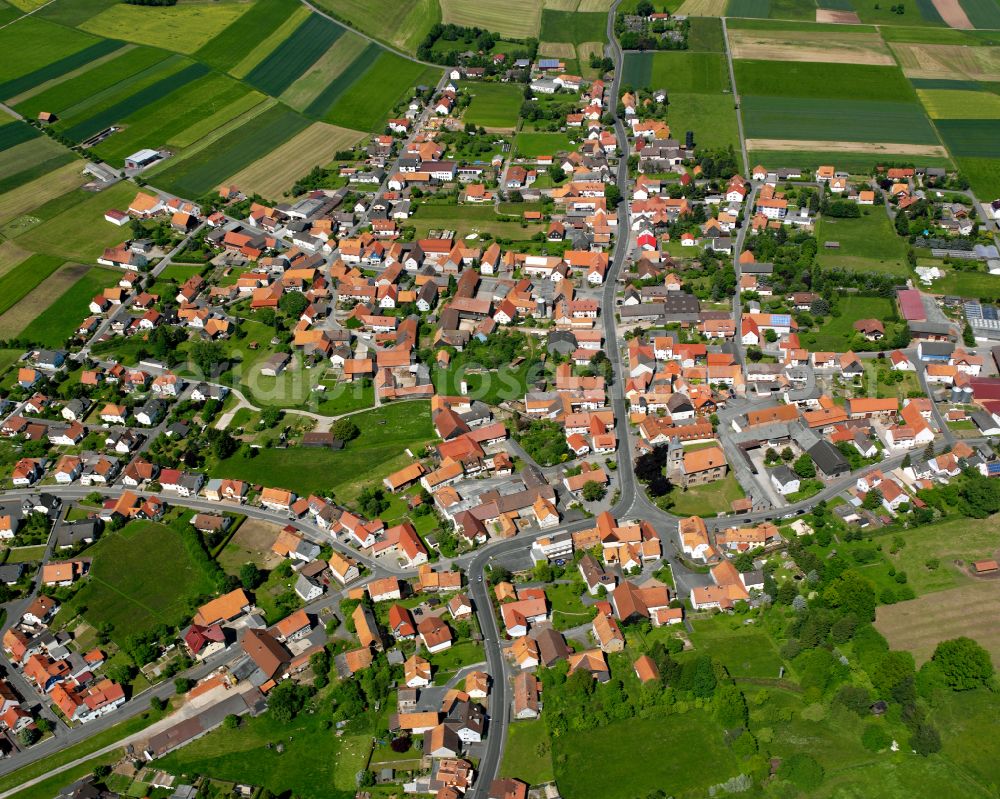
[816,210,909,274]
[462,81,523,129]
[63,61,210,143]
[501,720,555,786]
[800,295,896,350]
[687,619,786,679]
[157,688,362,799]
[312,0,440,53]
[917,88,1000,118]
[664,473,745,516]
[936,118,1000,157]
[850,0,945,26]
[150,103,309,197]
[19,266,121,346]
[735,59,917,101]
[749,148,954,172]
[540,9,607,42]
[623,50,729,92]
[216,402,434,501]
[56,520,218,645]
[14,180,138,261]
[323,51,439,132]
[0,17,105,90]
[246,13,345,96]
[670,93,742,156]
[91,72,255,163]
[300,41,378,117]
[0,253,64,315]
[515,130,577,156]
[960,0,1000,28]
[0,136,77,195]
[195,0,302,71]
[688,16,726,51]
[742,95,938,143]
[956,156,1000,200]
[929,266,1000,298]
[554,713,739,799]
[727,0,771,18]
[13,46,170,120]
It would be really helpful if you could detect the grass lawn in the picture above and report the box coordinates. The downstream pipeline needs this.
[54,519,218,645]
[664,473,745,517]
[687,616,785,679]
[514,130,577,157]
[501,719,555,785]
[408,203,545,240]
[546,581,595,631]
[668,92,743,166]
[816,210,909,275]
[314,381,375,416]
[215,402,434,502]
[936,689,1000,793]
[157,689,356,799]
[427,639,484,675]
[5,545,46,563]
[799,295,895,351]
[553,712,738,799]
[462,82,523,129]
[252,561,303,623]
[928,267,1000,299]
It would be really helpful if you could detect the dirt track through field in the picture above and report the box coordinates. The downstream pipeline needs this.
[747,138,950,157]
[875,581,1000,664]
[729,29,894,65]
[930,0,974,28]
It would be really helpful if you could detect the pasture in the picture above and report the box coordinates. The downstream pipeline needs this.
[150,103,309,198]
[540,9,607,42]
[728,28,894,64]
[891,42,1000,80]
[195,0,301,71]
[917,87,1000,117]
[956,155,1000,200]
[936,117,1000,157]
[56,520,218,646]
[623,51,729,92]
[515,130,577,156]
[501,720,554,786]
[741,96,939,144]
[875,581,1000,665]
[279,30,368,112]
[462,82,523,129]
[688,16,725,51]
[226,122,363,198]
[79,0,251,53]
[13,46,169,121]
[322,52,439,132]
[312,0,440,52]
[245,13,345,97]
[0,161,85,227]
[799,295,895,350]
[669,93,742,156]
[816,210,909,275]
[687,620,785,679]
[439,0,542,39]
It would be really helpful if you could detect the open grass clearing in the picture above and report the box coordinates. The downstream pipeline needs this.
[216,402,434,502]
[816,210,909,274]
[891,41,1000,81]
[217,518,283,573]
[279,29,367,112]
[928,266,1000,296]
[230,4,311,79]
[0,160,85,226]
[670,92,742,159]
[622,50,729,92]
[664,472,745,517]
[226,121,364,198]
[688,618,785,679]
[462,81,523,129]
[56,519,218,646]
[515,130,577,156]
[728,27,894,64]
[439,0,542,39]
[540,9,607,43]
[80,0,252,54]
[875,580,1000,664]
[553,712,739,799]
[799,295,895,350]
[501,720,555,786]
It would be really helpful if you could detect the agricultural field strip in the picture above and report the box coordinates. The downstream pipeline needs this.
[438,0,542,40]
[245,13,345,97]
[0,31,120,98]
[0,262,91,340]
[230,5,312,79]
[302,41,380,119]
[279,30,368,111]
[0,161,85,226]
[727,28,895,64]
[6,42,137,106]
[195,0,301,72]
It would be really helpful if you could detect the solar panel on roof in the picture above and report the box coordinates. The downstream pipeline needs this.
[771,314,791,326]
